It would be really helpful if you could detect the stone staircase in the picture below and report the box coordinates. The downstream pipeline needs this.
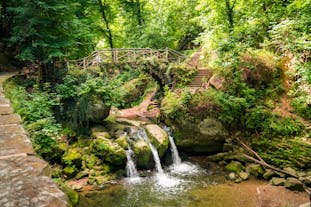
[0,72,67,207]
[189,68,212,88]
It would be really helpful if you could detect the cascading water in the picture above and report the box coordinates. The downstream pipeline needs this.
[163,126,199,175]
[125,145,139,178]
[137,128,164,174]
[163,126,181,165]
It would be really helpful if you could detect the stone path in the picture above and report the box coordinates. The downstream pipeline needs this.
[0,72,68,207]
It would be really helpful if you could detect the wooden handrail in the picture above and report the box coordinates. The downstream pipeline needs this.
[67,48,186,69]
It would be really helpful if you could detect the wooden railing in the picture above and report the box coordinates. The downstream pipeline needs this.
[67,48,186,69]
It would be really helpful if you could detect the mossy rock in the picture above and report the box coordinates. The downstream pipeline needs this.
[62,148,83,169]
[285,177,304,191]
[270,177,286,186]
[246,164,265,177]
[63,166,77,178]
[51,165,63,178]
[133,139,153,169]
[115,135,128,149]
[90,138,126,166]
[172,117,227,154]
[225,161,245,173]
[83,154,101,169]
[86,95,110,124]
[144,124,169,157]
[61,184,79,207]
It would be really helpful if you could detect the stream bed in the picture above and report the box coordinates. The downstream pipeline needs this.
[76,157,309,207]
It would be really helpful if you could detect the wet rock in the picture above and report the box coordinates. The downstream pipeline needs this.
[145,124,169,157]
[285,177,304,191]
[208,152,227,161]
[174,117,227,154]
[246,163,265,177]
[225,161,245,173]
[239,171,250,181]
[133,139,152,169]
[270,177,286,186]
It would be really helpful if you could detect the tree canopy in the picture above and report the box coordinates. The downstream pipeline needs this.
[0,0,310,63]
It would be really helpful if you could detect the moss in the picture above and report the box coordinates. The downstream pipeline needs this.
[61,184,79,207]
[62,148,83,168]
[133,139,153,169]
[90,138,126,166]
[115,135,128,149]
[225,161,245,173]
[63,166,77,178]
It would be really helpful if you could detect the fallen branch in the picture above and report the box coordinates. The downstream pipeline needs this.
[237,138,311,194]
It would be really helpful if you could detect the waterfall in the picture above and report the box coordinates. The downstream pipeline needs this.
[163,126,181,165]
[126,145,139,178]
[137,128,164,174]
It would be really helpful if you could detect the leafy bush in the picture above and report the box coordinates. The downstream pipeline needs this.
[4,77,63,162]
[244,106,304,137]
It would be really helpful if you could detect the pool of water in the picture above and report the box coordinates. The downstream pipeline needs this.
[77,156,309,207]
[77,158,256,207]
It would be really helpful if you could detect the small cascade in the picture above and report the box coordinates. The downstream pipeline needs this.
[137,128,164,174]
[163,126,181,165]
[126,145,139,178]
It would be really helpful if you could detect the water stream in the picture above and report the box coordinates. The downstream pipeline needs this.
[163,126,182,165]
[125,144,139,178]
[137,128,164,174]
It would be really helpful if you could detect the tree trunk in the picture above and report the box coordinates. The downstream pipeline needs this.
[98,0,114,49]
[225,0,235,33]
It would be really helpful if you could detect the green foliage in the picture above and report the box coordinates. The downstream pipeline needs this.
[252,136,311,169]
[8,0,96,62]
[4,77,63,162]
[161,87,192,120]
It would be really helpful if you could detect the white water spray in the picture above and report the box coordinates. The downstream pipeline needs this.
[163,126,182,165]
[126,145,139,178]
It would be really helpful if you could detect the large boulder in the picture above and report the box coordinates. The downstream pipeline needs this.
[132,139,153,169]
[90,138,126,166]
[144,124,169,157]
[87,96,110,124]
[173,117,227,154]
